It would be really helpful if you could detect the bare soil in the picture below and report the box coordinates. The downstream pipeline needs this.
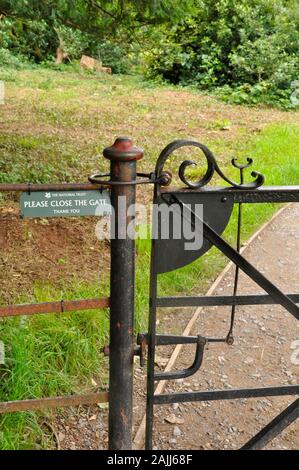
[0,205,109,303]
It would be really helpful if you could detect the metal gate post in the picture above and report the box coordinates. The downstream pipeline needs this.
[104,137,143,450]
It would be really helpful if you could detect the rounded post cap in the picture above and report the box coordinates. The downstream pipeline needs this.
[103,137,144,161]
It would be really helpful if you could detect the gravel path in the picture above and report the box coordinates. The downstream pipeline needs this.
[151,203,299,450]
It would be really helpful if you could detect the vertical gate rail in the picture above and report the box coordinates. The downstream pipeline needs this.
[145,139,299,450]
[103,138,143,449]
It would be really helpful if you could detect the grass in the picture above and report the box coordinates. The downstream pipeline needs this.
[0,281,110,449]
[0,65,298,449]
[1,66,298,181]
[0,135,80,184]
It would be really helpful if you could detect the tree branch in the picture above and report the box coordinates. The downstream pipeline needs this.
[88,0,118,19]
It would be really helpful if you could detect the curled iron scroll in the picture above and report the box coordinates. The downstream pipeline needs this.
[155,140,265,192]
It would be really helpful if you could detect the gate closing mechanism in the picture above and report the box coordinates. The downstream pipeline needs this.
[137,333,206,380]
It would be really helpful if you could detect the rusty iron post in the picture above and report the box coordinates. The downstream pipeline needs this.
[104,137,143,450]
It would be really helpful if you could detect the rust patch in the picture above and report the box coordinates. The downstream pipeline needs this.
[0,297,110,318]
[0,392,108,414]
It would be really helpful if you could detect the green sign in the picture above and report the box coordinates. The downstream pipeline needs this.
[20,190,112,218]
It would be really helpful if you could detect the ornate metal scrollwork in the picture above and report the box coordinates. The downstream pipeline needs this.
[155,139,265,190]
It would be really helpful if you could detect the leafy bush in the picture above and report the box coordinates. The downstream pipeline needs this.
[0,13,131,72]
[0,18,28,67]
[0,0,195,74]
[54,25,89,60]
[145,0,299,108]
[94,40,131,74]
[0,48,27,68]
[0,17,56,62]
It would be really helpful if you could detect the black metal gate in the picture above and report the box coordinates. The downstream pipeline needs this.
[0,136,298,450]
[142,139,299,450]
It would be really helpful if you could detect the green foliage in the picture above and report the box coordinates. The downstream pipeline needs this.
[0,16,57,62]
[0,48,26,68]
[95,40,131,73]
[0,136,79,184]
[145,0,299,108]
[0,0,196,67]
[54,25,89,60]
[0,0,298,109]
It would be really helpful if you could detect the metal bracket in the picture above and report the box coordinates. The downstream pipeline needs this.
[154,335,206,381]
[138,333,206,381]
[102,338,147,368]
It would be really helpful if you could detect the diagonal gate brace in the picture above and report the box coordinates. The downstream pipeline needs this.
[166,194,299,321]
[241,398,299,450]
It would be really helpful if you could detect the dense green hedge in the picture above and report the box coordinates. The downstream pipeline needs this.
[144,0,299,108]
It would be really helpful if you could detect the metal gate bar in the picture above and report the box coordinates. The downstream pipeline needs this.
[154,386,299,404]
[0,392,109,414]
[157,293,299,307]
[0,183,298,199]
[161,185,299,203]
[0,298,110,318]
[104,138,143,450]
[0,183,101,192]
